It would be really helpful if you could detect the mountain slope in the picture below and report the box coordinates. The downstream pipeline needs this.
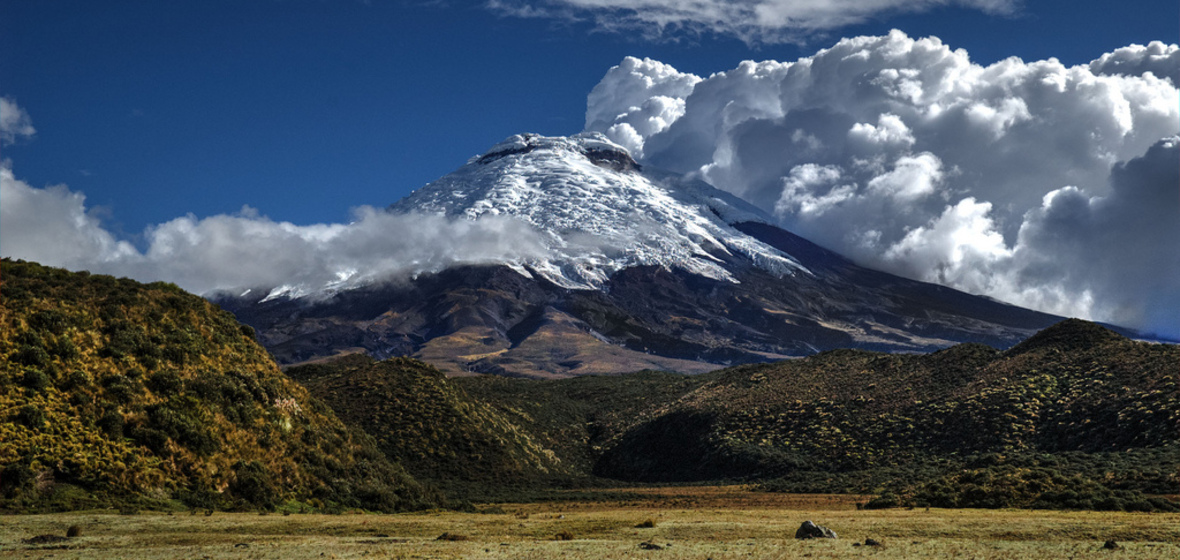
[221,133,1064,377]
[0,259,437,512]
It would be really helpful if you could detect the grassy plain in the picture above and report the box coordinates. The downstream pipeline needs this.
[3,487,1178,560]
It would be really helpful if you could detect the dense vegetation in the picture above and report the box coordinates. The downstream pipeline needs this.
[297,320,1179,511]
[3,258,1175,514]
[288,356,571,498]
[290,355,708,499]
[0,259,438,512]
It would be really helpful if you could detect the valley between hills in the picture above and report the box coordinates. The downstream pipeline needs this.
[1,258,1178,557]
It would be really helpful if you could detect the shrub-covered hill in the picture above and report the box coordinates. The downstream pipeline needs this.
[604,319,1180,481]
[592,319,1179,510]
[0,259,438,512]
[288,355,707,498]
[287,355,569,493]
[296,319,1178,510]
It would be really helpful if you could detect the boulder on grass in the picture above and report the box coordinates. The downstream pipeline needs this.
[795,520,837,539]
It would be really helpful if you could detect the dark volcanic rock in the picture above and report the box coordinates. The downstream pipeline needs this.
[219,253,1064,378]
[795,520,837,539]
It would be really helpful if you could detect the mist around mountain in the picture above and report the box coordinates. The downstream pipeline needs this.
[220,133,1072,377]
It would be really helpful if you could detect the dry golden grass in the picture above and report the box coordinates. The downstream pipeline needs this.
[3,487,1178,559]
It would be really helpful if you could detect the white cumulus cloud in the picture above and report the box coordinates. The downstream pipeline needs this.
[1,165,138,265]
[585,57,702,158]
[586,31,1180,337]
[490,0,1019,45]
[1089,41,1180,85]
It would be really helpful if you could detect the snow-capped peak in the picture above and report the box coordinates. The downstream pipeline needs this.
[391,132,807,289]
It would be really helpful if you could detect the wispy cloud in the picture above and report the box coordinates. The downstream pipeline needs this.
[0,97,36,145]
[488,0,1019,44]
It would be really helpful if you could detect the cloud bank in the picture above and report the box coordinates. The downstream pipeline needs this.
[586,31,1180,337]
[490,0,1018,44]
[1,160,548,299]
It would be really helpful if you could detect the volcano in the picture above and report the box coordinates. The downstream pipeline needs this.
[217,133,1060,378]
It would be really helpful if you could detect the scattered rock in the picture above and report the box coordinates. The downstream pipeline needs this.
[795,520,837,539]
[639,541,664,550]
[1103,540,1121,550]
[865,538,882,547]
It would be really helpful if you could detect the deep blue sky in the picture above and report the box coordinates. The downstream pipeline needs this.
[2,0,1176,238]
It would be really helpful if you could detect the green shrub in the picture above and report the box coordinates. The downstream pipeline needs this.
[16,405,45,429]
[97,409,125,439]
[0,463,35,498]
[59,369,91,391]
[230,461,279,509]
[864,492,903,509]
[146,370,183,396]
[50,337,80,361]
[21,369,50,391]
[102,375,142,404]
[145,400,217,455]
[180,486,224,510]
[29,309,70,334]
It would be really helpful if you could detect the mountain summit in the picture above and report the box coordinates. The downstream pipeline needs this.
[220,134,1062,378]
[390,133,805,289]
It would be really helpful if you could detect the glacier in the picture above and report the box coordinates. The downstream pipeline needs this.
[390,132,808,290]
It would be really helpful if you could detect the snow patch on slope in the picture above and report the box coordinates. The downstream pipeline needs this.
[392,133,806,289]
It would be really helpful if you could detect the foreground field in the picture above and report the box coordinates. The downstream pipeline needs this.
[2,488,1178,559]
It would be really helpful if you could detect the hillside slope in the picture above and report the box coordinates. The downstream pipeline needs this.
[288,354,708,498]
[287,355,571,494]
[594,320,1179,481]
[0,259,437,512]
[296,320,1179,509]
